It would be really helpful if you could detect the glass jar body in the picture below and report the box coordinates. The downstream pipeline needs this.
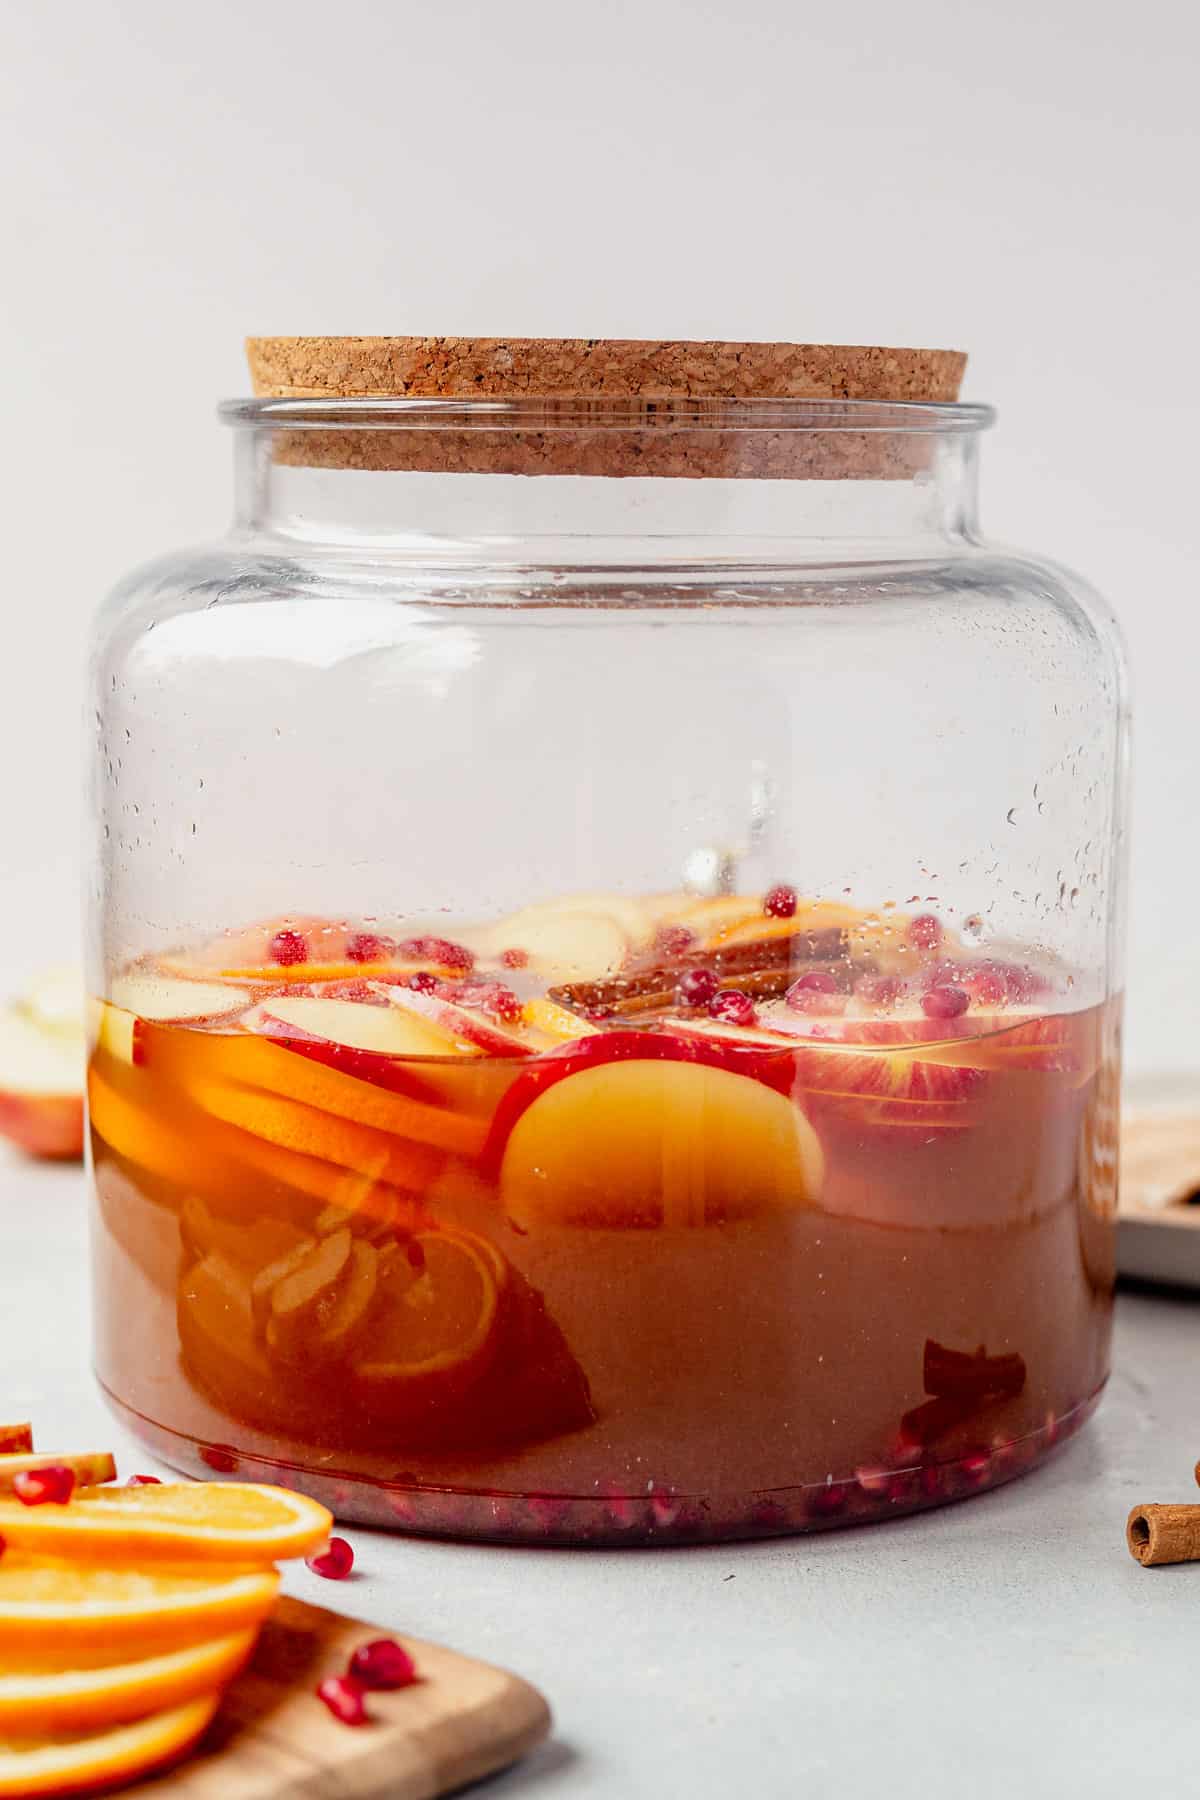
[87,412,1127,1542]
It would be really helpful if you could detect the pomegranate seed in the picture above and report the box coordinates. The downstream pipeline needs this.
[785,971,845,1016]
[788,970,837,994]
[654,924,696,957]
[963,966,1008,1007]
[709,989,757,1026]
[406,970,439,994]
[499,947,529,969]
[764,884,798,919]
[649,1490,681,1528]
[582,1005,613,1022]
[961,1450,991,1481]
[677,968,719,1008]
[0,1533,6,1561]
[463,980,522,1022]
[349,1638,417,1690]
[307,1536,355,1580]
[809,1482,850,1518]
[396,935,474,972]
[908,914,943,952]
[346,932,393,964]
[787,988,847,1017]
[406,1238,427,1270]
[854,973,903,1008]
[14,1465,75,1506]
[921,985,970,1021]
[126,1473,162,1486]
[200,1444,238,1473]
[316,1674,371,1725]
[269,928,309,967]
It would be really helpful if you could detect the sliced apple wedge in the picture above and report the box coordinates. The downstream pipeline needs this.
[469,902,629,984]
[0,1005,84,1160]
[382,986,536,1058]
[92,1000,138,1067]
[245,993,464,1062]
[109,975,251,1025]
[0,1451,117,1492]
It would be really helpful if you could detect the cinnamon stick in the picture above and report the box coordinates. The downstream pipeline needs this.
[1126,1504,1200,1566]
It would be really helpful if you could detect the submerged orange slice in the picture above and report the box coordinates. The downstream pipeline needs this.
[0,1483,331,1564]
[0,1556,279,1651]
[0,1629,254,1734]
[354,1227,502,1391]
[0,1692,219,1798]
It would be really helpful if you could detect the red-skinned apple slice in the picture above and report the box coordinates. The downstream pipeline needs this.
[0,1007,84,1160]
[242,994,470,1099]
[109,975,251,1025]
[666,1009,985,1122]
[381,985,537,1059]
[478,1026,795,1176]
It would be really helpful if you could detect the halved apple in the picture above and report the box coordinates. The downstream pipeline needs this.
[0,1005,84,1160]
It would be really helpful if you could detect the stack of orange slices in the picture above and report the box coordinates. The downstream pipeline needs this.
[0,1424,332,1797]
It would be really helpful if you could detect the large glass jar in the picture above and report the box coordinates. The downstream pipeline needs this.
[86,343,1128,1543]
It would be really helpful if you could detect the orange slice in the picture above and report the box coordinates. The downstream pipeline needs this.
[354,1227,502,1392]
[89,1062,419,1216]
[0,1693,219,1798]
[217,959,461,985]
[0,1454,115,1494]
[0,1629,254,1734]
[0,1483,332,1564]
[181,1077,444,1192]
[142,1025,487,1159]
[0,1556,279,1651]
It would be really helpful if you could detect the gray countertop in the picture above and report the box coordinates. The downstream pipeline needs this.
[8,1155,1198,1798]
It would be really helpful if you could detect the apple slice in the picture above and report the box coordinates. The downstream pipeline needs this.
[469,903,629,984]
[109,975,250,1025]
[0,1006,84,1160]
[245,993,464,1063]
[382,986,536,1058]
[0,1451,117,1492]
[92,1000,138,1067]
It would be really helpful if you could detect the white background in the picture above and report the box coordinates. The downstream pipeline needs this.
[2,0,1197,1073]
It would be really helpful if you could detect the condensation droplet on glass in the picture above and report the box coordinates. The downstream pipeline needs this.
[962,913,984,942]
[1006,808,1018,825]
[1070,887,1080,907]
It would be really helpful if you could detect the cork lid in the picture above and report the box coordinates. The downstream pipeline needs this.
[242,338,968,478]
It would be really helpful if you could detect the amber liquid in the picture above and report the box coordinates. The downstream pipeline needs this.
[90,1002,1117,1542]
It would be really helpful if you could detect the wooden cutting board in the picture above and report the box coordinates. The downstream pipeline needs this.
[1118,1087,1200,1288]
[128,1596,551,1798]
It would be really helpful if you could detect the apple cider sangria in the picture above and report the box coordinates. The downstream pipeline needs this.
[89,887,1117,1543]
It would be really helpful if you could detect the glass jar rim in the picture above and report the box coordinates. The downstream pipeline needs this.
[219,395,995,435]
